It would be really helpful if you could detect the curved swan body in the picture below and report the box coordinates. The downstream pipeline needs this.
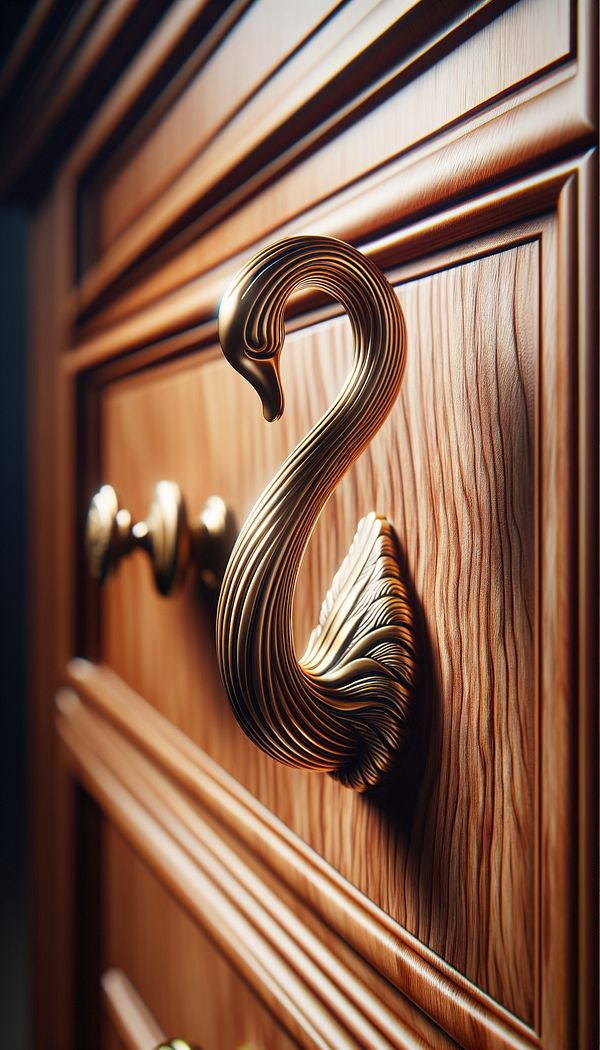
[216,236,416,791]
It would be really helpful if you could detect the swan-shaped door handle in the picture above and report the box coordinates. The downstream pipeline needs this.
[216,236,416,791]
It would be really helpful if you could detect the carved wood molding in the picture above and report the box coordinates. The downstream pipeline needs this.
[102,968,166,1050]
[57,683,442,1050]
[62,0,593,329]
[65,157,587,375]
[63,659,539,1050]
[67,0,519,312]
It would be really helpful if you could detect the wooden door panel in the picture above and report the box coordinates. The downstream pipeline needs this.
[13,0,595,1045]
[98,222,539,1024]
[62,153,595,1045]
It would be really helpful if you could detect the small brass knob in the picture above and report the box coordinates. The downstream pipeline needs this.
[155,1042,198,1050]
[85,481,235,595]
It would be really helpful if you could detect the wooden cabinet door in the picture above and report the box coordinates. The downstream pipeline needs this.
[23,2,596,1048]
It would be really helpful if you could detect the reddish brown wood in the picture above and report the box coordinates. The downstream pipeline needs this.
[11,0,597,1046]
[65,657,534,1050]
[72,0,581,319]
[56,687,458,1050]
[102,969,167,1050]
[95,0,345,253]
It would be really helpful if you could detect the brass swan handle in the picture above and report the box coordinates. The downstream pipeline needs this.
[86,481,236,595]
[216,236,417,791]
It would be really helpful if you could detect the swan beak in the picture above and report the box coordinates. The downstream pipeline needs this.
[243,356,285,422]
[219,285,285,421]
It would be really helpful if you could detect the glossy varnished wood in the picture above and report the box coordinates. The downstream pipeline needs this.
[71,0,582,321]
[61,159,576,373]
[94,0,344,253]
[98,231,537,1024]
[81,154,597,1043]
[12,0,597,1046]
[57,688,441,1049]
[99,829,301,1050]
[63,657,530,1049]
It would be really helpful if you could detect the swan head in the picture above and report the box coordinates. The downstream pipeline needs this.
[218,276,285,423]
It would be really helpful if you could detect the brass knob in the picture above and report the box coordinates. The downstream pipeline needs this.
[86,481,235,595]
[155,1042,198,1050]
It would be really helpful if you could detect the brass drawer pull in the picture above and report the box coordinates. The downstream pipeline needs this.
[217,236,417,791]
[86,481,235,595]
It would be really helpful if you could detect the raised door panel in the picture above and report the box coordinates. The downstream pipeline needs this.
[87,176,568,1046]
[18,0,595,1047]
[101,240,536,1024]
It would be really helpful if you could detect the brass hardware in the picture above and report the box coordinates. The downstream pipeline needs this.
[155,1042,197,1050]
[86,481,235,595]
[216,236,417,792]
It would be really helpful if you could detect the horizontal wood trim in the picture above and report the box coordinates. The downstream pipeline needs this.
[70,0,499,283]
[93,0,348,254]
[63,0,250,183]
[102,968,166,1050]
[57,687,439,1050]
[64,659,539,1050]
[64,158,578,376]
[69,0,585,320]
[69,63,586,348]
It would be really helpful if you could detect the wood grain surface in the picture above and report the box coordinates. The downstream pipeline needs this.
[99,236,537,1023]
[95,0,344,252]
[15,0,596,1045]
[63,160,574,374]
[65,656,538,1050]
[73,0,572,318]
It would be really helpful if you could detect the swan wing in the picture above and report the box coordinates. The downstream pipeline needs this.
[302,513,415,691]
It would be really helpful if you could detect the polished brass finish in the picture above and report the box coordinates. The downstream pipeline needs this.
[86,482,235,595]
[217,236,417,791]
[155,1041,197,1050]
